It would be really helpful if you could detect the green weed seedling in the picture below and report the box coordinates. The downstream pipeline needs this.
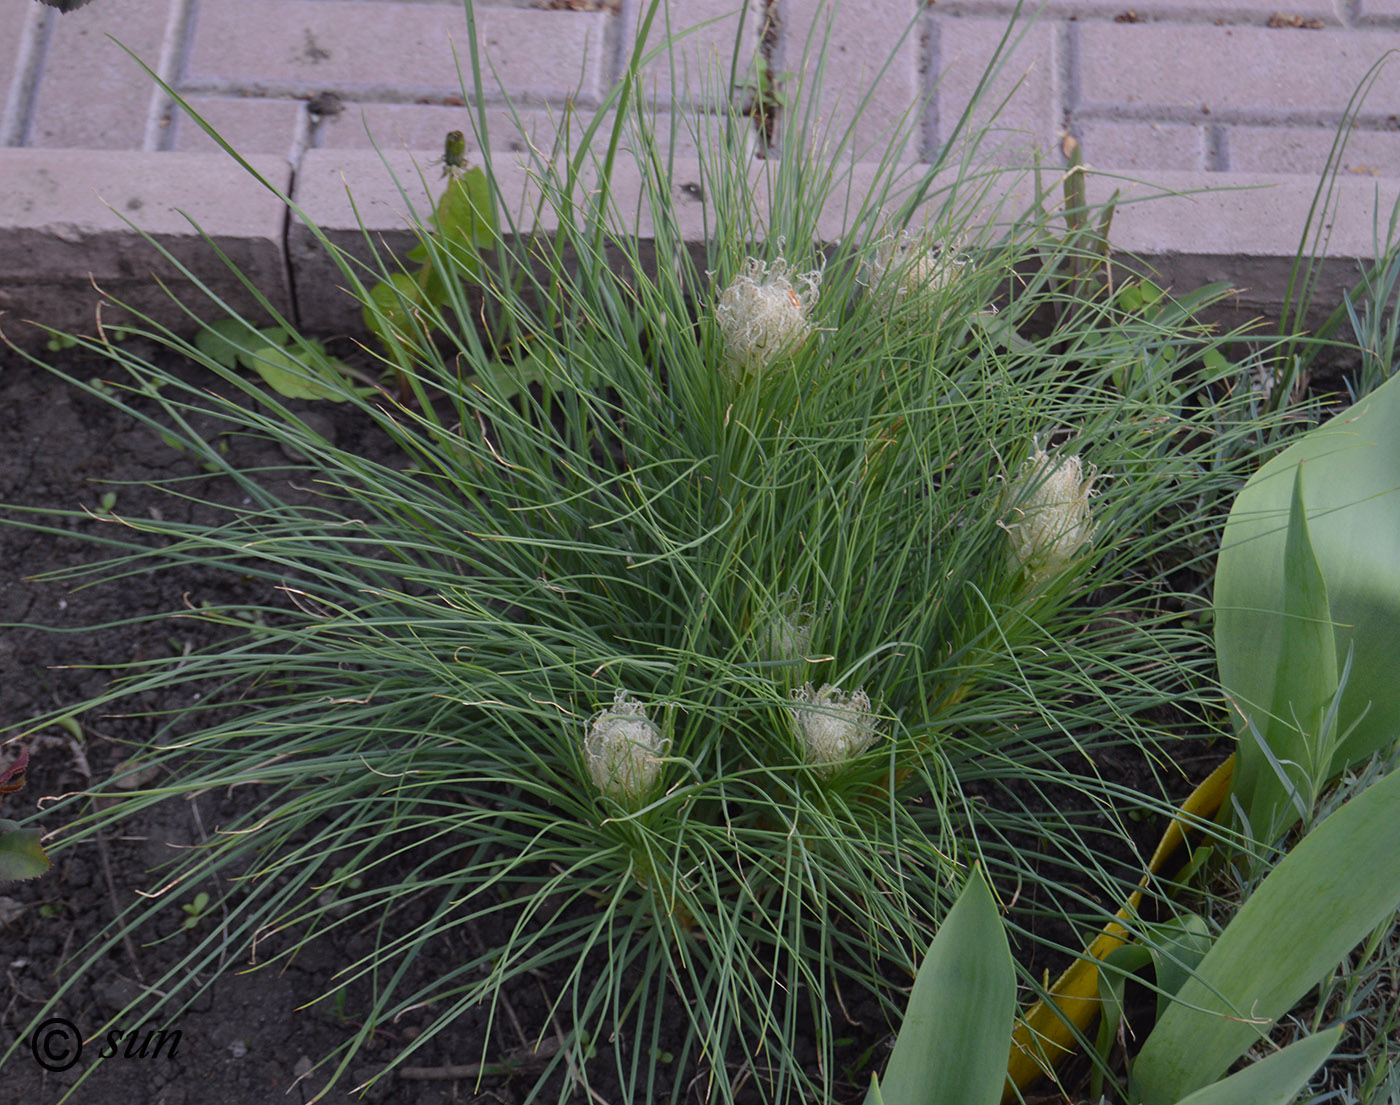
[0,747,50,886]
[362,131,500,386]
[734,55,793,150]
[179,891,211,931]
[194,319,376,402]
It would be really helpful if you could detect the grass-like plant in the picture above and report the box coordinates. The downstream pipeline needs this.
[2,3,1306,1101]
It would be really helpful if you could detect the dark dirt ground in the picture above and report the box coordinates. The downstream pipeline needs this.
[0,341,591,1105]
[0,340,1229,1105]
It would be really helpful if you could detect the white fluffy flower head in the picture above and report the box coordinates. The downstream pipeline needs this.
[866,234,963,313]
[1004,443,1097,584]
[715,256,820,381]
[584,691,669,802]
[788,683,880,773]
[758,590,814,668]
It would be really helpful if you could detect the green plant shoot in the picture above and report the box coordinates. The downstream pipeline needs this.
[1131,765,1400,1104]
[1216,369,1400,838]
[865,866,1015,1105]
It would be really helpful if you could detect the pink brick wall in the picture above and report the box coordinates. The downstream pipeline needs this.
[5,0,1398,181]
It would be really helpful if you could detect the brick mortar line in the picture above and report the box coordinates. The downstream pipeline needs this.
[923,12,1400,32]
[1057,18,1076,149]
[172,76,609,111]
[1071,103,1400,129]
[931,15,955,154]
[153,88,1400,132]
[600,1,625,90]
[1204,123,1226,171]
[923,15,1400,34]
[144,0,197,152]
[923,4,1355,26]
[1,5,52,148]
[919,6,939,159]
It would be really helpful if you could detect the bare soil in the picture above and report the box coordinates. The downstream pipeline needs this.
[0,343,564,1105]
[0,342,1223,1105]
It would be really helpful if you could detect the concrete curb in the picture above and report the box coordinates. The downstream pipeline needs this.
[1,149,293,342]
[4,145,1396,347]
[5,0,1400,348]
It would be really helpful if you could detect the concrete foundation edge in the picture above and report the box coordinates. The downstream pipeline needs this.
[3,149,1396,350]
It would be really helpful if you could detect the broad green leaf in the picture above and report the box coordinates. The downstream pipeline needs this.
[866,1075,887,1105]
[0,819,51,882]
[1097,943,1153,1050]
[195,318,275,370]
[363,272,425,351]
[1201,349,1230,375]
[1094,912,1211,1071]
[969,310,1037,356]
[1169,1027,1341,1105]
[476,351,553,403]
[865,866,1014,1105]
[237,345,354,402]
[1131,767,1400,1105]
[433,166,497,251]
[1145,912,1211,1021]
[194,317,247,369]
[1116,284,1144,313]
[1232,468,1339,838]
[408,166,497,285]
[1216,370,1400,806]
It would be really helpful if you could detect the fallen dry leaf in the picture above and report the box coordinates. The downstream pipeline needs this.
[1267,12,1325,29]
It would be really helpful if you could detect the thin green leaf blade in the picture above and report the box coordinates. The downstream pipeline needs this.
[1132,769,1400,1104]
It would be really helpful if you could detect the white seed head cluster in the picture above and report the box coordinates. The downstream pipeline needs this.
[584,690,669,802]
[788,683,880,772]
[1004,445,1097,584]
[866,234,961,313]
[715,257,820,380]
[758,593,814,667]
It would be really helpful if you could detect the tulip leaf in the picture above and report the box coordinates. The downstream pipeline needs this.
[1170,1027,1342,1105]
[1230,467,1340,839]
[1170,1025,1344,1103]
[1215,370,1400,832]
[1131,767,1400,1104]
[865,865,1014,1105]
